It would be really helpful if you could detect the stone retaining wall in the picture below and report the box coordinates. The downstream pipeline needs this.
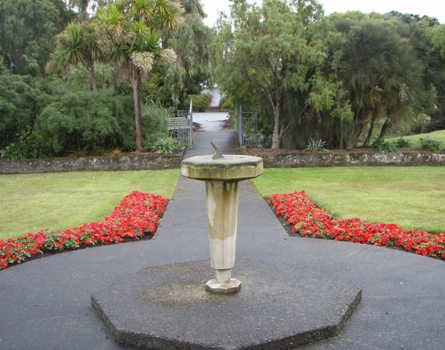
[1,150,444,174]
[0,151,184,174]
[257,151,445,168]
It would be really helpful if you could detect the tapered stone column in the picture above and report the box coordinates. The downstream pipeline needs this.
[181,152,263,294]
[205,180,240,293]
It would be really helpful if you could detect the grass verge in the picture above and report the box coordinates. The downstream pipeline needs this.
[386,129,445,148]
[252,167,445,234]
[0,170,179,240]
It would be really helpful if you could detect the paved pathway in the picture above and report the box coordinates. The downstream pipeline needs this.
[0,125,444,349]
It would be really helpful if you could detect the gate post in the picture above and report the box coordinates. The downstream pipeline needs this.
[238,105,243,147]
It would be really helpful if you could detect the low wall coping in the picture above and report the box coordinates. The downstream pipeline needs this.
[1,149,444,174]
[254,150,445,168]
[0,151,185,174]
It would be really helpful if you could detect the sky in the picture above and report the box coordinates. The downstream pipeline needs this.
[202,0,445,27]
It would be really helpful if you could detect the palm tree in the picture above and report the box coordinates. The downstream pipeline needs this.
[94,0,183,152]
[338,21,427,149]
[47,22,101,91]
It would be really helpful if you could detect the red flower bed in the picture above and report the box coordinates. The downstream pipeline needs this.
[0,191,168,270]
[269,191,445,260]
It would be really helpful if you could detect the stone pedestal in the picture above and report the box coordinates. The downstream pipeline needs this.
[91,260,362,349]
[181,154,263,294]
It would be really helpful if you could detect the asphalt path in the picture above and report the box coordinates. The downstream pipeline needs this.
[0,119,444,349]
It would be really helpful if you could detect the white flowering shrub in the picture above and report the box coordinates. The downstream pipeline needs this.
[131,52,155,73]
[160,48,177,64]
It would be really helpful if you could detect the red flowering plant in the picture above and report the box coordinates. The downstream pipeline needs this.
[0,191,168,270]
[269,191,445,260]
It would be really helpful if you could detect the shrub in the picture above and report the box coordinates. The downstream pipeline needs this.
[419,136,443,152]
[0,72,52,149]
[1,141,53,160]
[395,137,411,148]
[376,139,395,153]
[36,86,122,153]
[107,148,123,157]
[141,103,171,150]
[186,93,212,112]
[1,143,28,160]
[150,138,179,154]
[304,139,327,152]
[259,134,273,149]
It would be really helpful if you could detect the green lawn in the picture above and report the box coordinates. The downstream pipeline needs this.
[2,166,444,241]
[252,167,445,234]
[0,170,180,240]
[386,129,445,148]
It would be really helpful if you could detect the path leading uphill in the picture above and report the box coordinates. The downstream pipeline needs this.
[0,116,444,349]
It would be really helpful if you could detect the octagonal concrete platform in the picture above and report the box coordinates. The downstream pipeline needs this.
[91,259,361,350]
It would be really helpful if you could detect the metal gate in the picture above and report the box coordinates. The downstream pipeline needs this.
[170,100,193,150]
[237,105,258,147]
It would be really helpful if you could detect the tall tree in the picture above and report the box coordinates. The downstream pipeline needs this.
[423,23,445,122]
[337,20,430,148]
[213,0,324,149]
[94,0,183,152]
[163,0,213,106]
[47,22,102,91]
[0,0,74,76]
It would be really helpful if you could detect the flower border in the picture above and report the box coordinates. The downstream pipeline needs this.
[269,191,445,260]
[0,191,168,270]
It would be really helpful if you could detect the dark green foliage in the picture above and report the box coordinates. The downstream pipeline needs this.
[1,144,29,160]
[419,136,443,151]
[213,0,325,149]
[66,64,116,91]
[163,1,213,107]
[141,103,171,151]
[304,139,327,152]
[113,95,138,152]
[0,0,75,76]
[141,66,172,105]
[338,21,428,149]
[150,138,180,154]
[36,85,125,153]
[395,137,411,148]
[187,93,212,112]
[282,14,435,150]
[214,3,442,150]
[0,71,52,149]
[1,141,53,160]
[376,139,396,153]
[422,23,445,128]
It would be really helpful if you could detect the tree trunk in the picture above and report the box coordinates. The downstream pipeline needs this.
[347,109,371,150]
[271,94,282,149]
[90,62,98,92]
[346,118,363,150]
[82,140,91,152]
[271,108,281,149]
[130,76,143,152]
[376,118,391,143]
[363,110,382,147]
[362,118,375,147]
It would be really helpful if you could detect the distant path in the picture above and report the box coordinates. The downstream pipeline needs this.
[192,112,230,132]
